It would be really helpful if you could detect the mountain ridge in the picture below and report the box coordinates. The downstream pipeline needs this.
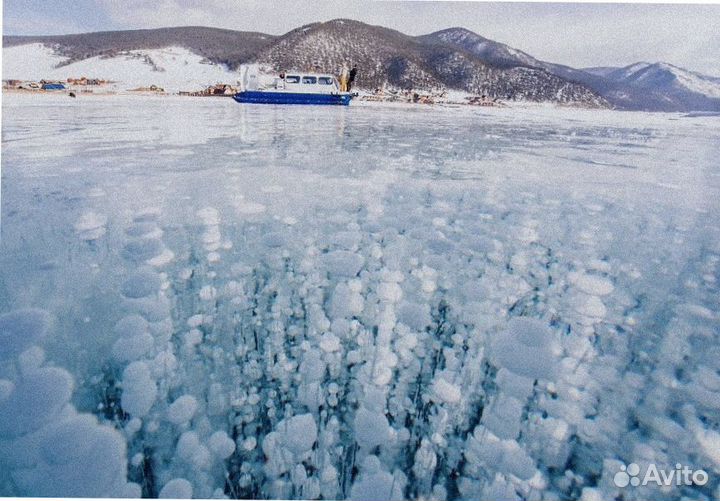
[422,28,720,111]
[4,21,719,110]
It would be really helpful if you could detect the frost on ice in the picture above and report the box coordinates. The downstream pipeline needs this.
[1,98,720,500]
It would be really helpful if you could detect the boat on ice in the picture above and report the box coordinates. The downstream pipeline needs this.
[233,72,353,106]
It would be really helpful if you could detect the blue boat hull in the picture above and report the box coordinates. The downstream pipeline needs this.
[233,91,352,106]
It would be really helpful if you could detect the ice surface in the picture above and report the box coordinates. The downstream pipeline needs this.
[491,317,560,381]
[431,377,462,404]
[275,413,318,455]
[112,331,154,362]
[121,361,157,417]
[159,478,193,499]
[2,95,719,500]
[568,271,614,296]
[176,431,211,469]
[0,309,51,360]
[350,455,405,501]
[12,414,129,497]
[167,395,198,425]
[208,430,236,459]
[114,315,150,338]
[74,211,107,241]
[354,407,392,449]
[121,269,163,298]
[0,367,73,437]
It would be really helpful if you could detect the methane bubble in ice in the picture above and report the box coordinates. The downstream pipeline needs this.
[0,308,52,360]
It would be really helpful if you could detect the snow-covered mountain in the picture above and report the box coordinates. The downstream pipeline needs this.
[422,28,606,92]
[2,22,606,106]
[253,20,606,105]
[419,27,544,69]
[581,62,720,111]
[426,28,720,112]
[601,62,720,97]
[4,21,719,110]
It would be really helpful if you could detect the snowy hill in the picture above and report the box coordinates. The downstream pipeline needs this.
[3,26,274,69]
[2,44,240,92]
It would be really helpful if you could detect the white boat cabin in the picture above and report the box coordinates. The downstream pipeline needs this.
[270,73,341,94]
[240,67,345,94]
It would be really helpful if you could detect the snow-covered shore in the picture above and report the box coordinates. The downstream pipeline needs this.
[1,95,719,500]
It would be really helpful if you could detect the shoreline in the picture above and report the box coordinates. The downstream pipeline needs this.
[2,88,614,112]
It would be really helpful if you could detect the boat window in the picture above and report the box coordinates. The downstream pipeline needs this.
[302,76,317,84]
[318,77,334,85]
[285,75,300,84]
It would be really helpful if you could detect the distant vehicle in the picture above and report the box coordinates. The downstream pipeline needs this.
[19,82,41,90]
[41,83,66,91]
[234,72,353,106]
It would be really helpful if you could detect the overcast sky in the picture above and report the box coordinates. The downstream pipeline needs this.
[3,1,720,75]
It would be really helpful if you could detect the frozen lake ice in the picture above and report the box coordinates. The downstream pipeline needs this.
[1,95,719,500]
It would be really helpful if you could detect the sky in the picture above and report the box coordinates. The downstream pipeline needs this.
[3,1,720,75]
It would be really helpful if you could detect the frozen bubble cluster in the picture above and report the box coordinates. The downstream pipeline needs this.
[0,308,51,360]
[1,98,720,500]
[0,309,138,497]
